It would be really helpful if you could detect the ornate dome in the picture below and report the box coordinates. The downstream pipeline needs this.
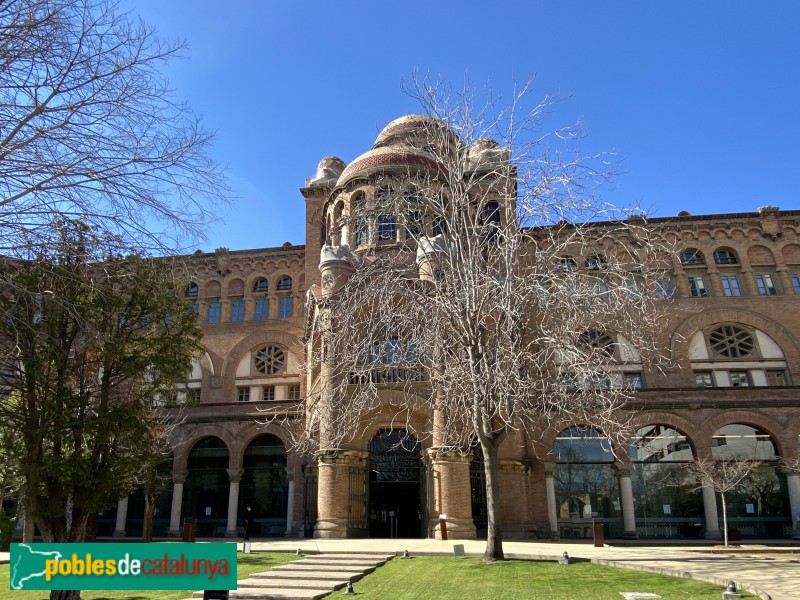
[468,138,509,170]
[336,146,447,188]
[308,156,346,187]
[372,114,459,151]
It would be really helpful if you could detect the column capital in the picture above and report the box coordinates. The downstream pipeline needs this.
[425,447,471,464]
[171,470,187,484]
[543,461,556,477]
[227,468,244,483]
[317,449,369,466]
[499,459,530,474]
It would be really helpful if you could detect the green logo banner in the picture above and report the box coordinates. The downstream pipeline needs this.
[9,543,237,590]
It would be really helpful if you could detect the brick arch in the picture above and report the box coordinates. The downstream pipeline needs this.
[537,422,626,460]
[224,276,245,296]
[670,307,800,366]
[220,328,303,388]
[172,425,236,473]
[696,410,787,458]
[627,411,702,459]
[782,414,800,462]
[194,349,215,377]
[352,400,432,453]
[780,241,800,264]
[234,423,295,470]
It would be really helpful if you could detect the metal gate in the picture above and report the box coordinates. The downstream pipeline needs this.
[348,466,368,534]
[302,471,317,538]
[470,446,488,538]
[368,429,424,538]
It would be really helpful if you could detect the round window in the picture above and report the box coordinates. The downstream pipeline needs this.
[254,345,286,375]
[709,326,754,358]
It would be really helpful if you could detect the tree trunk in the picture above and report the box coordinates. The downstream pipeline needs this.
[480,438,504,562]
[50,590,81,600]
[721,492,729,547]
[142,491,156,542]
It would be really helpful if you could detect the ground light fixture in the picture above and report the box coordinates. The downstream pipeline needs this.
[401,549,410,559]
[722,580,741,599]
[295,548,303,556]
[558,552,570,564]
[343,581,355,595]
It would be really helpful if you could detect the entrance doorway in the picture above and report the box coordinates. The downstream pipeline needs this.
[368,429,424,538]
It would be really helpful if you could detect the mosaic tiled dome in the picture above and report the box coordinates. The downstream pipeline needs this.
[373,114,450,149]
[336,145,447,187]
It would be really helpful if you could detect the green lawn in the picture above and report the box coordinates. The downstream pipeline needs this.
[1,552,756,600]
[0,551,297,600]
[351,556,755,600]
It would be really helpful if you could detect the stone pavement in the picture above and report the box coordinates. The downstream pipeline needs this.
[3,539,799,600]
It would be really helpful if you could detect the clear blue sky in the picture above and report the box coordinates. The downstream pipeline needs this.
[121,0,800,252]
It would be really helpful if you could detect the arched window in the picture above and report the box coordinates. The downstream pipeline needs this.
[183,437,229,535]
[629,426,701,538]
[366,338,420,383]
[553,427,621,535]
[680,249,705,266]
[709,424,789,537]
[253,278,268,293]
[240,434,288,536]
[185,282,199,298]
[714,248,739,265]
[352,193,368,246]
[585,254,607,270]
[376,187,397,242]
[690,325,789,387]
[558,256,578,271]
[277,276,292,291]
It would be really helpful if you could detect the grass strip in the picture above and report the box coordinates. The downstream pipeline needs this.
[350,555,755,599]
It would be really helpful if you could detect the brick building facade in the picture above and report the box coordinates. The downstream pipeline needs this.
[106,116,800,541]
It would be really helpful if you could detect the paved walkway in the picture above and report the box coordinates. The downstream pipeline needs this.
[3,539,799,600]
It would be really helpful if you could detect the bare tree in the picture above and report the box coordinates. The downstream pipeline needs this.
[298,77,671,561]
[0,0,229,255]
[691,458,762,547]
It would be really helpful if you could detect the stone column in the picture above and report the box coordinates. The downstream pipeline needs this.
[701,476,722,539]
[168,471,187,537]
[544,462,559,540]
[615,462,638,539]
[225,469,243,537]
[784,471,800,539]
[285,468,295,537]
[314,450,368,539]
[499,459,531,539]
[113,497,129,537]
[426,449,476,540]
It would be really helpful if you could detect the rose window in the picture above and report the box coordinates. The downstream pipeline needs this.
[254,345,285,375]
[709,326,754,358]
[579,331,615,358]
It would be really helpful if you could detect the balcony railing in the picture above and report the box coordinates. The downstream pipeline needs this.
[349,367,426,385]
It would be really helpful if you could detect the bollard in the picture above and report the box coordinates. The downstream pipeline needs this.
[438,513,448,541]
[182,517,196,543]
